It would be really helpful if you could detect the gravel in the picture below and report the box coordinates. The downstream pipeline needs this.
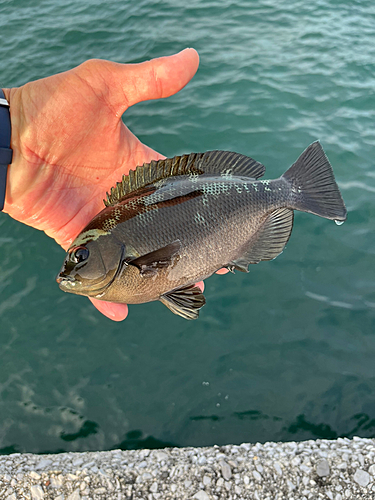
[1,436,375,499]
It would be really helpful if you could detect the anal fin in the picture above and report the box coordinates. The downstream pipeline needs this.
[160,285,206,320]
[230,208,294,272]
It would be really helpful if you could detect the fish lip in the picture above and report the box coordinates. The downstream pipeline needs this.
[56,274,74,284]
[56,273,80,291]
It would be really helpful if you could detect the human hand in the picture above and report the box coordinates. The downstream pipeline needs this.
[2,49,201,320]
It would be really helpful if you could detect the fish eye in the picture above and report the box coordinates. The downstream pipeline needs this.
[70,246,90,264]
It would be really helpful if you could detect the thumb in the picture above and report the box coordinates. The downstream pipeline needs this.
[97,48,199,115]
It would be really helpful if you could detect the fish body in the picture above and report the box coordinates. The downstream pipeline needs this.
[57,142,347,319]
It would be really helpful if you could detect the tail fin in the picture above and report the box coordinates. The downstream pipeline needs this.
[282,141,347,221]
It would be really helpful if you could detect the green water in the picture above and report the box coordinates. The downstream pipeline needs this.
[0,0,375,454]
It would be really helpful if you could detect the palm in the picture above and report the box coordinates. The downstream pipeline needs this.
[7,55,199,249]
[4,50,200,320]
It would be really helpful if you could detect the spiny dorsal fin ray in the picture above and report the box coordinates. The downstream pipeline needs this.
[104,151,265,207]
[230,208,294,272]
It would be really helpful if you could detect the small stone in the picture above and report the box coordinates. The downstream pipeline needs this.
[184,480,192,489]
[252,470,262,481]
[198,456,207,465]
[255,464,263,474]
[273,461,282,476]
[353,469,370,488]
[29,471,41,480]
[50,476,63,488]
[300,464,311,474]
[221,462,232,481]
[138,461,147,468]
[67,490,81,500]
[291,456,301,467]
[94,487,106,494]
[193,491,210,500]
[156,452,168,461]
[369,464,375,476]
[150,482,158,493]
[287,480,296,491]
[5,495,17,500]
[35,459,52,471]
[203,476,211,486]
[316,459,330,477]
[234,485,242,494]
[30,485,44,499]
[335,494,342,500]
[243,475,250,485]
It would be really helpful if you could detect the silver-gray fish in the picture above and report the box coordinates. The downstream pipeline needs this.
[57,142,347,319]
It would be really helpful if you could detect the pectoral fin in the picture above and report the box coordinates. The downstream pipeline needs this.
[160,285,206,320]
[129,240,181,276]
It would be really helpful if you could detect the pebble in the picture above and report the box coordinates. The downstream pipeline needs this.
[252,470,262,481]
[29,471,41,480]
[35,459,52,470]
[193,491,210,500]
[150,482,158,492]
[273,461,283,476]
[50,476,63,488]
[203,475,211,486]
[353,469,370,488]
[316,458,330,477]
[67,490,81,500]
[30,485,45,499]
[221,462,232,480]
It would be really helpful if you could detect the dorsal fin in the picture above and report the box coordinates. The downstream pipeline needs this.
[104,151,265,207]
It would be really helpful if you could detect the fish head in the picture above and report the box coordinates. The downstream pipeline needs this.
[56,233,124,297]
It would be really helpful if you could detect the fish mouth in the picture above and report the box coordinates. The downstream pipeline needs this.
[56,273,81,292]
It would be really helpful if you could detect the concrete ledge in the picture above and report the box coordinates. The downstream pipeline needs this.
[1,437,375,499]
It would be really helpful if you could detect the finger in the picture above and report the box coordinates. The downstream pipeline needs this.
[103,48,199,114]
[89,297,128,321]
[216,268,229,275]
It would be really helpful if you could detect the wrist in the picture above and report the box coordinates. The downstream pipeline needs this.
[0,87,41,220]
[0,88,13,212]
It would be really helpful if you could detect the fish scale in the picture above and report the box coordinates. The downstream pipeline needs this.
[57,143,347,320]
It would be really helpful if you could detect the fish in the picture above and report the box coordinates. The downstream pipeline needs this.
[56,141,347,320]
